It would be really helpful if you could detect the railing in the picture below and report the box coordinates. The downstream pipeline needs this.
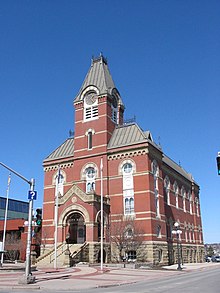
[70,242,87,259]
[123,116,136,125]
[49,243,71,263]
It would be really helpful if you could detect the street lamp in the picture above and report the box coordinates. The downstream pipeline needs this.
[172,221,182,270]
[0,162,36,283]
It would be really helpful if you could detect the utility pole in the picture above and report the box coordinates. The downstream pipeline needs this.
[0,162,36,284]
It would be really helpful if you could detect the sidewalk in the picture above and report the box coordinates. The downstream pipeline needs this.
[0,262,219,291]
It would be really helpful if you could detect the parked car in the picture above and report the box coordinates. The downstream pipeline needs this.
[205,256,212,262]
[212,256,220,262]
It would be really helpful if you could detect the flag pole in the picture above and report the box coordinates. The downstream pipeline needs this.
[54,166,60,269]
[100,157,103,271]
[0,174,11,266]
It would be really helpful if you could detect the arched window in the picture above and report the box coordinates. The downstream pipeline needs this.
[189,225,192,242]
[164,176,170,205]
[86,167,96,193]
[86,128,95,150]
[189,192,192,214]
[181,187,186,212]
[152,160,159,217]
[55,169,65,197]
[122,161,134,215]
[195,198,199,217]
[111,95,118,124]
[198,225,202,243]
[88,131,93,149]
[125,228,133,238]
[184,223,188,242]
[192,225,195,243]
[156,225,161,238]
[173,182,179,209]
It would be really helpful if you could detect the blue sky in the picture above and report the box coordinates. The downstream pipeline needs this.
[0,0,219,244]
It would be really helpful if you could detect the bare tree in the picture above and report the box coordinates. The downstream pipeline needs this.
[110,215,144,262]
[4,231,24,261]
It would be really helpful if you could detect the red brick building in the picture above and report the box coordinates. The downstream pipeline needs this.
[0,219,27,261]
[40,55,204,266]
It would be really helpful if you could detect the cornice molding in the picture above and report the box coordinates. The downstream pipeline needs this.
[44,162,73,172]
[108,149,148,161]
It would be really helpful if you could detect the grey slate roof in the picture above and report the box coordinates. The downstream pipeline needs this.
[162,155,194,182]
[43,126,194,183]
[108,123,148,149]
[74,55,124,106]
[44,137,74,162]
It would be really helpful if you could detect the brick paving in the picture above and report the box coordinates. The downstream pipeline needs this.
[0,262,219,291]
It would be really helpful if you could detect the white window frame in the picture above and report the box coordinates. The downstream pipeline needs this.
[189,192,192,214]
[82,86,99,122]
[86,167,96,193]
[152,160,160,218]
[122,162,135,215]
[164,176,170,205]
[182,187,186,212]
[174,182,179,209]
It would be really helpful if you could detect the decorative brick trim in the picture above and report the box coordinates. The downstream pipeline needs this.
[44,162,73,172]
[108,149,147,161]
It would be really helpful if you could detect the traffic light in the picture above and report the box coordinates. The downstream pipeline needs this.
[35,208,42,233]
[217,152,220,175]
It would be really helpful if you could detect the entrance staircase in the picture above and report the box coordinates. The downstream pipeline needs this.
[36,242,88,268]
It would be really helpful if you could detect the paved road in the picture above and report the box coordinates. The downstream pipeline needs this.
[83,266,220,293]
[0,262,219,292]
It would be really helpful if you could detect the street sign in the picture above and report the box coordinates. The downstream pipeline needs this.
[28,190,37,200]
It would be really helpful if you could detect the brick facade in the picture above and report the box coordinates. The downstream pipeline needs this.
[41,56,204,266]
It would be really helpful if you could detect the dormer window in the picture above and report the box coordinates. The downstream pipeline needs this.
[84,90,98,121]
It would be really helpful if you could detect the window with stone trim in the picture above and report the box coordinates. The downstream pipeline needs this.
[127,250,136,261]
[85,167,96,193]
[55,169,65,197]
[181,187,186,212]
[189,192,193,214]
[122,162,134,215]
[173,181,179,209]
[164,176,170,205]
[185,226,188,242]
[152,160,160,218]
[195,198,199,217]
[156,225,161,238]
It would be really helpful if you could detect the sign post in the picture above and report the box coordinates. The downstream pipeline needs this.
[0,162,36,284]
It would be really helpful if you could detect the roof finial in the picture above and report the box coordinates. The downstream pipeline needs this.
[158,136,162,148]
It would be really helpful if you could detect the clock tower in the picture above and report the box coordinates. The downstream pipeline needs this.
[73,55,124,182]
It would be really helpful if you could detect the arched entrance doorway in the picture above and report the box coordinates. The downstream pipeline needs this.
[66,212,86,244]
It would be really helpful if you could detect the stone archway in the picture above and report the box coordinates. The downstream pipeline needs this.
[66,212,86,244]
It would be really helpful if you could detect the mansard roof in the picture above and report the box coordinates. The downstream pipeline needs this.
[74,55,124,106]
[44,137,74,162]
[108,123,150,149]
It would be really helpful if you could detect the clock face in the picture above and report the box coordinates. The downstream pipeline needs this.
[85,92,97,105]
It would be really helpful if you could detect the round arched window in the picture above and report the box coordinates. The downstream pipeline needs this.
[123,163,132,173]
[86,167,95,178]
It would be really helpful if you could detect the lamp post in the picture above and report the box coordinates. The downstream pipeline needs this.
[172,221,182,270]
[0,162,36,283]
